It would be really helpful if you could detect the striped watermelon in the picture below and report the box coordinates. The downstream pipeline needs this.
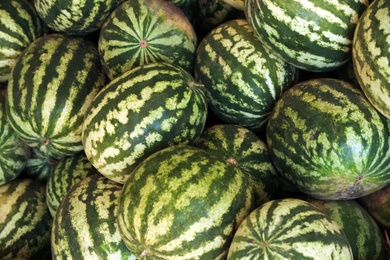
[0,94,30,186]
[266,78,390,200]
[245,0,369,72]
[193,124,278,206]
[117,144,256,259]
[22,148,59,183]
[34,0,124,35]
[227,198,353,259]
[46,152,98,216]
[82,61,208,184]
[222,0,245,11]
[0,178,52,259]
[0,0,46,82]
[51,173,135,259]
[194,19,299,132]
[306,198,386,260]
[98,0,197,80]
[352,0,390,119]
[6,33,107,159]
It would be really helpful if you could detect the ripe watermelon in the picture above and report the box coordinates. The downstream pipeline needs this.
[266,78,390,200]
[245,0,369,72]
[117,144,256,259]
[6,33,107,159]
[227,198,353,259]
[22,148,59,183]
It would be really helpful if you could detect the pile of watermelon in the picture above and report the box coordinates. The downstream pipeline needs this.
[1,0,390,259]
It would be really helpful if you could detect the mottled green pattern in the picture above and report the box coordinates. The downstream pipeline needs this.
[352,0,390,118]
[0,0,46,82]
[306,198,386,260]
[245,0,368,72]
[98,0,197,80]
[266,78,390,200]
[118,145,256,259]
[23,148,59,183]
[82,62,208,184]
[194,124,278,205]
[34,0,124,35]
[51,174,135,259]
[46,152,98,216]
[6,33,106,159]
[194,19,299,132]
[0,97,29,186]
[0,178,52,259]
[227,198,353,259]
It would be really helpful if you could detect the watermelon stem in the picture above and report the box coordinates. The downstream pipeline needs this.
[139,249,148,258]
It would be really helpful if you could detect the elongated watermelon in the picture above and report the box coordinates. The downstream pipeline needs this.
[352,0,390,119]
[117,144,256,259]
[0,0,46,82]
[245,0,369,72]
[227,198,353,259]
[194,19,299,132]
[82,61,208,184]
[34,0,124,35]
[51,173,135,259]
[6,33,107,159]
[98,0,197,80]
[266,78,390,200]
[194,124,278,206]
[0,178,52,259]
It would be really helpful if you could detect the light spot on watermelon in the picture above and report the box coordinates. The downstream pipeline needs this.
[139,39,148,48]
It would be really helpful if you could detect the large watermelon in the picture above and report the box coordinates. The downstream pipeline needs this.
[98,0,197,80]
[352,0,390,119]
[82,61,208,184]
[245,0,369,72]
[6,33,107,159]
[227,198,353,259]
[194,19,299,132]
[0,0,46,82]
[266,78,390,200]
[117,144,256,259]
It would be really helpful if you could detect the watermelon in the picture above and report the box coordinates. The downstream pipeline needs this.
[51,173,135,259]
[0,0,46,82]
[305,198,386,260]
[117,144,256,259]
[22,148,59,183]
[245,0,369,72]
[266,78,390,200]
[34,0,124,35]
[222,0,245,11]
[6,33,107,159]
[82,61,208,184]
[98,0,197,80]
[0,178,52,259]
[194,19,299,132]
[352,0,390,119]
[227,198,353,259]
[46,152,98,217]
[193,124,278,206]
[0,93,30,186]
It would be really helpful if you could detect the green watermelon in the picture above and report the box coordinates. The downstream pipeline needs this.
[305,198,386,260]
[0,93,30,186]
[194,19,299,132]
[227,198,353,259]
[22,148,59,183]
[266,78,390,200]
[0,178,52,259]
[245,0,369,72]
[352,0,390,119]
[34,0,124,35]
[98,0,197,80]
[51,173,135,259]
[117,144,256,259]
[82,61,208,184]
[46,152,98,216]
[6,33,107,159]
[193,124,278,206]
[0,0,46,82]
